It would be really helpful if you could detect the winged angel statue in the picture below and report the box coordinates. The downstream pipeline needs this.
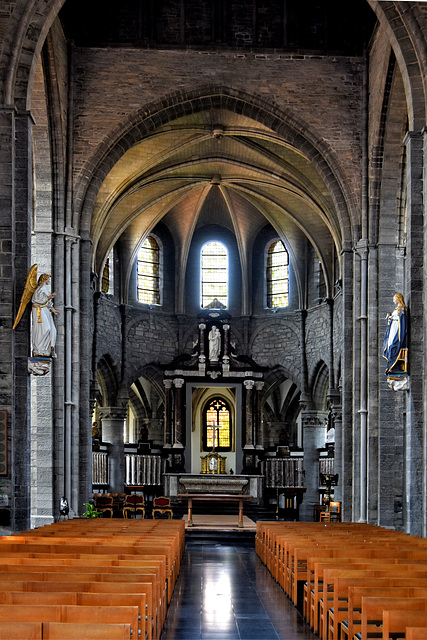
[13,265,60,376]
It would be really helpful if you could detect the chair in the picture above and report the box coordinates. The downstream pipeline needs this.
[123,493,145,519]
[94,495,114,518]
[319,500,341,523]
[152,496,173,519]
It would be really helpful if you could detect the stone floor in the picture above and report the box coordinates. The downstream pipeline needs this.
[160,542,316,640]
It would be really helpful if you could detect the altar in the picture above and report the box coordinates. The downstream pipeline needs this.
[163,473,264,502]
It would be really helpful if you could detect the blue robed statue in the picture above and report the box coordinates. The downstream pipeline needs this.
[383,293,408,390]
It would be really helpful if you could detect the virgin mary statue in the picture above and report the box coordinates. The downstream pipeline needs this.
[383,293,408,390]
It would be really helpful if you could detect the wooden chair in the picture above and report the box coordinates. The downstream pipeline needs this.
[122,493,145,519]
[152,497,173,519]
[320,501,341,523]
[95,495,114,518]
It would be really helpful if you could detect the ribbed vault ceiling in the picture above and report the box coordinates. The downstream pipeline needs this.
[91,108,341,295]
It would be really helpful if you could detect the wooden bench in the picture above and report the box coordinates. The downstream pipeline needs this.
[382,610,427,639]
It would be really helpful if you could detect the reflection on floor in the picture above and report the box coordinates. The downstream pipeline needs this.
[160,542,316,640]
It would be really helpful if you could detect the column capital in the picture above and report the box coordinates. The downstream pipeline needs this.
[163,379,173,389]
[244,379,254,390]
[173,378,184,389]
[98,406,126,421]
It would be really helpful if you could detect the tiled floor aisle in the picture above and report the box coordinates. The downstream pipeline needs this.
[160,543,316,640]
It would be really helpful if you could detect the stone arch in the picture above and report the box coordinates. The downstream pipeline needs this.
[368,1,425,130]
[96,354,120,407]
[0,0,65,110]
[76,85,356,245]
[310,361,329,411]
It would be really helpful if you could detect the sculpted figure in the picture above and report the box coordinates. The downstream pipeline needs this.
[383,293,409,391]
[208,325,221,361]
[13,265,60,361]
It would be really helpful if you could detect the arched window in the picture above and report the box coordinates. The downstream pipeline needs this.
[137,236,160,304]
[266,240,289,308]
[201,241,228,308]
[101,249,114,294]
[202,397,232,452]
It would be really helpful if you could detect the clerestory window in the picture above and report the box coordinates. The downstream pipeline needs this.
[202,397,232,452]
[137,236,160,305]
[266,240,289,308]
[200,241,228,309]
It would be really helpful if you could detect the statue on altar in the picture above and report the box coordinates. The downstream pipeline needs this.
[208,325,221,361]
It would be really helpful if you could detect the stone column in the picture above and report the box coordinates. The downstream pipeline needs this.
[198,323,206,373]
[243,380,255,471]
[405,131,425,536]
[173,378,184,446]
[11,110,34,532]
[255,381,264,450]
[172,378,185,470]
[163,379,173,448]
[222,323,230,373]
[244,380,254,447]
[299,412,325,521]
[99,406,126,493]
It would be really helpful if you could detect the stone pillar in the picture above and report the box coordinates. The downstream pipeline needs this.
[11,110,34,532]
[405,131,425,536]
[330,401,342,502]
[99,406,126,493]
[244,379,254,447]
[173,378,184,445]
[172,378,185,471]
[198,323,206,373]
[299,411,325,521]
[255,381,264,450]
[163,379,173,448]
[243,379,255,471]
[222,323,230,373]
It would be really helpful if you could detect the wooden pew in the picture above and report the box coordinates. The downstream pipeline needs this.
[0,603,139,636]
[42,621,132,639]
[0,580,155,640]
[405,624,427,640]
[0,621,42,639]
[360,597,427,639]
[323,573,427,640]
[382,610,427,639]
[343,593,427,639]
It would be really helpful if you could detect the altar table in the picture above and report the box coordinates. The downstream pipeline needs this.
[178,493,251,528]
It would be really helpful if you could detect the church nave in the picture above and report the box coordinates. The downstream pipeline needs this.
[161,543,315,640]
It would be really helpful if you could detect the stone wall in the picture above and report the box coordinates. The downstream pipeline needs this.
[71,48,364,213]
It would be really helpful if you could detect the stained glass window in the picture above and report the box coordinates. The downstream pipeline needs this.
[137,236,160,304]
[203,397,232,451]
[201,241,228,308]
[266,240,289,308]
[101,249,113,294]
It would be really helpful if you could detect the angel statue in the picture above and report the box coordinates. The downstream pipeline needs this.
[13,265,60,375]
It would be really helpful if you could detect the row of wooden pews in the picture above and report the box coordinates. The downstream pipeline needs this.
[256,521,427,640]
[0,517,185,639]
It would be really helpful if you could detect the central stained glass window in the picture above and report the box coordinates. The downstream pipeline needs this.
[201,241,228,308]
[203,397,232,451]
